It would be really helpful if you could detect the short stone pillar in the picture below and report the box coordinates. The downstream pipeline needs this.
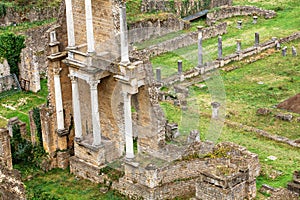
[156,68,161,82]
[236,39,242,53]
[237,20,242,29]
[292,46,297,56]
[187,130,200,144]
[197,26,204,67]
[253,16,258,24]
[282,46,287,56]
[88,80,101,146]
[218,36,223,60]
[255,32,259,46]
[275,41,281,50]
[211,102,221,119]
[177,60,183,74]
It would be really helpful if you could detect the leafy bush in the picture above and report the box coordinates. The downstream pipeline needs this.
[0,32,25,77]
[10,124,46,166]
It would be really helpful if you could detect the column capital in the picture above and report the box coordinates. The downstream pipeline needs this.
[69,75,78,83]
[53,67,62,75]
[88,80,100,90]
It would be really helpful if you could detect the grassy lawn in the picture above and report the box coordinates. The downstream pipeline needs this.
[0,79,48,130]
[22,167,125,200]
[150,0,300,78]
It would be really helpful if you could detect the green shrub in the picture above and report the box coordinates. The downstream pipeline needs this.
[0,32,25,77]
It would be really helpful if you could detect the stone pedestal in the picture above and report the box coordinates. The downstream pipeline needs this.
[255,32,259,47]
[236,39,242,53]
[218,36,223,60]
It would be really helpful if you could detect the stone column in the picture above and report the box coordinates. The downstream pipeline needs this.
[70,76,82,139]
[282,46,287,56]
[197,26,203,67]
[178,60,182,74]
[88,80,101,146]
[237,20,242,29]
[156,68,161,82]
[120,5,130,65]
[211,102,221,119]
[123,92,134,159]
[53,68,65,131]
[85,0,95,53]
[255,32,259,47]
[292,46,297,56]
[65,0,75,57]
[253,16,258,24]
[218,35,222,59]
[236,39,242,53]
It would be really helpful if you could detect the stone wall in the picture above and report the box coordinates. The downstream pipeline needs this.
[128,13,190,44]
[113,142,260,199]
[141,0,232,17]
[0,165,26,200]
[161,32,300,85]
[0,74,20,93]
[18,22,54,93]
[0,6,59,26]
[0,59,10,77]
[206,6,276,25]
[0,128,12,170]
[142,22,227,57]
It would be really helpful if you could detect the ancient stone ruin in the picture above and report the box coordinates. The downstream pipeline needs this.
[30,0,263,199]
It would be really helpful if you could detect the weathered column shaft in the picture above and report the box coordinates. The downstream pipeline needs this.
[197,26,203,66]
[218,36,222,59]
[85,0,95,53]
[123,92,134,159]
[70,76,82,139]
[255,32,259,46]
[120,5,130,64]
[65,0,75,47]
[236,39,242,52]
[89,80,101,146]
[178,60,182,74]
[54,70,64,130]
[156,68,161,82]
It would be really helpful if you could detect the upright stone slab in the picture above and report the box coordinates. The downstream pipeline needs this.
[255,32,259,47]
[211,102,221,119]
[218,36,223,59]
[237,20,242,29]
[197,26,204,67]
[282,46,287,56]
[236,39,242,53]
[156,68,161,82]
[292,46,297,56]
[177,60,183,74]
[253,16,258,24]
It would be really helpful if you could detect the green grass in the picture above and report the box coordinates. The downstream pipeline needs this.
[150,1,300,77]
[24,168,126,200]
[0,79,48,131]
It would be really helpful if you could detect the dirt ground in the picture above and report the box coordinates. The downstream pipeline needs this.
[277,94,300,114]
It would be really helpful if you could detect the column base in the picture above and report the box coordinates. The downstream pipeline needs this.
[57,129,69,137]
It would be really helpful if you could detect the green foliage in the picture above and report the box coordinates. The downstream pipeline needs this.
[99,166,125,181]
[10,124,33,163]
[10,124,46,166]
[0,3,6,18]
[0,32,25,77]
[32,107,43,146]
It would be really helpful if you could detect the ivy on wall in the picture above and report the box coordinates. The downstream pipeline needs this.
[32,107,43,146]
[0,3,6,18]
[0,32,25,77]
